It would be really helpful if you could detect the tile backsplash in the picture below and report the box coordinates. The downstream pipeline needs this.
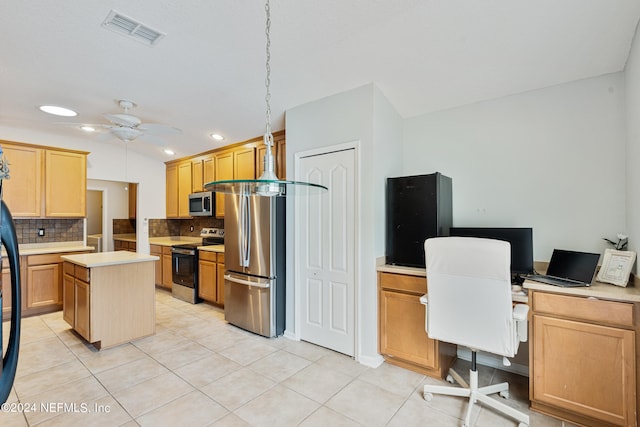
[149,217,224,238]
[113,218,136,234]
[14,219,84,244]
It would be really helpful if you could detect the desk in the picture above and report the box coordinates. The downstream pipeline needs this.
[525,279,640,427]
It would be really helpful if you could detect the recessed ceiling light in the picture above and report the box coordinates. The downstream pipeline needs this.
[80,126,96,132]
[164,149,175,155]
[39,105,78,117]
[209,133,224,141]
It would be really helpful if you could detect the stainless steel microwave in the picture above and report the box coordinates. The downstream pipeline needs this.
[188,191,214,216]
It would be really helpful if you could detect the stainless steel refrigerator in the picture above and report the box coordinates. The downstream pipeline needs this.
[224,193,285,337]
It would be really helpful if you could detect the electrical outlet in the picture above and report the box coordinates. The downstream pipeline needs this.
[38,228,45,237]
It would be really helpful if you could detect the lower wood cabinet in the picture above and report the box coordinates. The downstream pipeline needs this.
[378,271,455,378]
[63,262,91,341]
[198,250,224,306]
[2,266,14,318]
[530,290,638,427]
[150,244,174,290]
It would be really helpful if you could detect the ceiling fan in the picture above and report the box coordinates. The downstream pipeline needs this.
[71,99,181,145]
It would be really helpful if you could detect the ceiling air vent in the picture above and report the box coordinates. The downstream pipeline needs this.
[102,10,165,46]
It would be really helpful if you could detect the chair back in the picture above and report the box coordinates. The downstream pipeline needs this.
[425,237,517,357]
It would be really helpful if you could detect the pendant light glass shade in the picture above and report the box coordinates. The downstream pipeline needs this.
[204,0,327,197]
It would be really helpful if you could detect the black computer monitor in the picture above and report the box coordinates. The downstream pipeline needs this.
[449,227,534,283]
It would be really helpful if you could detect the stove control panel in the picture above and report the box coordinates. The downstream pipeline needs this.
[200,228,225,238]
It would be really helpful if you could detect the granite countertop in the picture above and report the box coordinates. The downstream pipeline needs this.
[2,241,94,257]
[198,244,224,253]
[61,251,159,268]
[113,233,137,243]
[148,236,204,246]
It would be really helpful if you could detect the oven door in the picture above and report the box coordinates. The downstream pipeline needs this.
[171,248,196,288]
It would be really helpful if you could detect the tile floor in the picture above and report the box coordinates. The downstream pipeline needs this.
[2,289,575,426]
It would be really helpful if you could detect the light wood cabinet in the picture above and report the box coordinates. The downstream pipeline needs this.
[192,159,204,192]
[217,253,225,305]
[162,246,173,289]
[203,156,215,187]
[378,271,455,378]
[166,163,178,218]
[2,267,12,318]
[276,138,286,179]
[2,143,43,217]
[214,150,234,218]
[26,263,61,309]
[177,161,192,218]
[44,149,86,217]
[62,271,74,326]
[1,142,87,218]
[198,250,224,306]
[529,290,638,427]
[234,147,256,180]
[62,256,156,350]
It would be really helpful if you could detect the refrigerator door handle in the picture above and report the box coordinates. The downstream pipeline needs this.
[224,274,270,289]
[240,194,251,268]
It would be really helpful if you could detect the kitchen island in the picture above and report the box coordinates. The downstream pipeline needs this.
[61,251,159,350]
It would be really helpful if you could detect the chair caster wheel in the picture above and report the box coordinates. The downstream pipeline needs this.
[446,374,454,384]
[499,390,510,399]
[423,392,433,401]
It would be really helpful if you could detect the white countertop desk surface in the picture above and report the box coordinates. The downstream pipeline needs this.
[524,279,640,303]
[378,264,529,304]
[61,251,159,268]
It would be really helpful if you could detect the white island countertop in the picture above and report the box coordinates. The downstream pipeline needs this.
[61,251,159,268]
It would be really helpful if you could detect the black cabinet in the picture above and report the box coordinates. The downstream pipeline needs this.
[386,172,452,268]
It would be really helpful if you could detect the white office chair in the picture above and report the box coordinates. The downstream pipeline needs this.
[420,237,530,427]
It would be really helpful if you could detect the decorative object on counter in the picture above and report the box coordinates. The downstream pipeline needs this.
[0,144,22,404]
[205,0,327,197]
[597,249,636,287]
[603,233,628,250]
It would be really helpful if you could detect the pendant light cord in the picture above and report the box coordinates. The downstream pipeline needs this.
[264,0,273,147]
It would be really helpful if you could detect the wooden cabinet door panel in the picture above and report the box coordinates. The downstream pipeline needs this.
[217,261,225,305]
[214,151,233,218]
[177,161,192,218]
[150,245,162,286]
[75,279,90,340]
[45,150,86,217]
[26,264,61,308]
[162,253,173,289]
[532,315,636,426]
[192,159,203,192]
[2,268,11,317]
[166,164,178,218]
[203,156,215,186]
[234,147,255,179]
[63,273,75,326]
[198,259,217,302]
[379,289,436,368]
[2,144,42,217]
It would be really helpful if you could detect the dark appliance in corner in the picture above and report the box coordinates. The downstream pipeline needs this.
[386,172,452,268]
[224,194,285,338]
[1,186,22,401]
[171,228,224,304]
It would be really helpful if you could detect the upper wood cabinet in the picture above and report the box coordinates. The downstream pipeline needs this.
[214,150,234,218]
[2,144,43,217]
[177,161,192,218]
[1,141,87,218]
[128,183,137,219]
[165,130,282,219]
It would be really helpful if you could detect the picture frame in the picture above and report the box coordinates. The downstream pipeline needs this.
[596,249,637,287]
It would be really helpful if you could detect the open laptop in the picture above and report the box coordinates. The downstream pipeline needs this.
[527,249,600,287]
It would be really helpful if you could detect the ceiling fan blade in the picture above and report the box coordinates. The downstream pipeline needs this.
[137,123,182,136]
[103,113,141,127]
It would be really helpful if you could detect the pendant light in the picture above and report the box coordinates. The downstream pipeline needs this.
[205,0,327,197]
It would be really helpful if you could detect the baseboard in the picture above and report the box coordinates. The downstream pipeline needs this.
[282,330,298,341]
[457,348,529,377]
[358,353,384,368]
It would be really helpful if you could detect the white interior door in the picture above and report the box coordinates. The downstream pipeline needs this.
[297,148,356,356]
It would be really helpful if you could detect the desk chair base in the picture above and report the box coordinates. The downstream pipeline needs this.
[423,355,529,427]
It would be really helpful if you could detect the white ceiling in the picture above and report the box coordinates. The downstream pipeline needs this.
[1,0,639,160]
